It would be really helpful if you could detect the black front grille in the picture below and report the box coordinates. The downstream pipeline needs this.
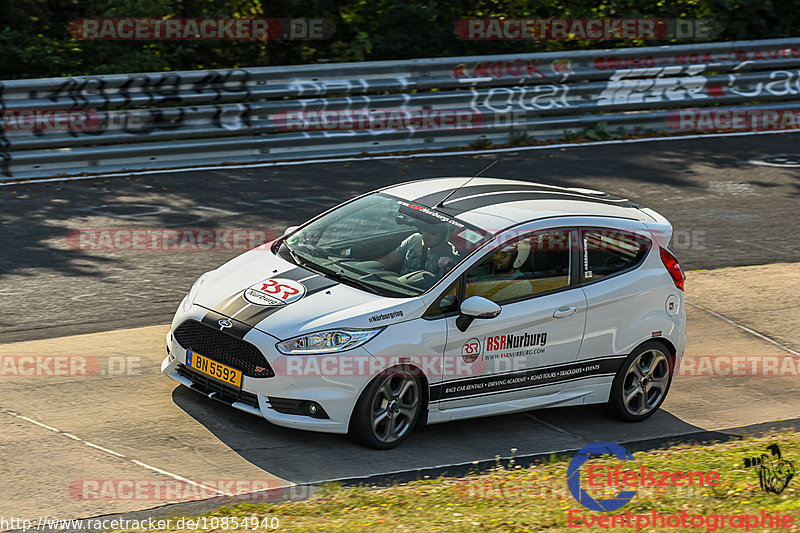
[178,364,259,408]
[173,319,274,378]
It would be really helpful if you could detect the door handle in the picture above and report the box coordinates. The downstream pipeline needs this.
[553,306,577,319]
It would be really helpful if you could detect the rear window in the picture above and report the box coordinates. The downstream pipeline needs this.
[581,229,651,282]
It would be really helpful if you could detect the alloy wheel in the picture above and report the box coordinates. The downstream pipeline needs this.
[621,349,670,416]
[369,372,420,444]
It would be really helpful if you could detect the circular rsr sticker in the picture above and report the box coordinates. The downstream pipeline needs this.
[243,278,306,306]
[461,337,483,363]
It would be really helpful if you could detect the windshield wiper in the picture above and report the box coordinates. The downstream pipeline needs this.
[304,261,382,295]
[326,268,383,295]
[282,241,383,296]
[282,241,307,268]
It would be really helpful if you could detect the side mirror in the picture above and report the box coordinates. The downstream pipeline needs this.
[456,296,501,332]
[283,225,300,237]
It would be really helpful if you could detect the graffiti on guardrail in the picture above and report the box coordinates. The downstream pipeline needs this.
[452,59,546,80]
[476,85,571,112]
[597,65,710,106]
[726,70,800,98]
[2,38,800,179]
[20,69,251,108]
[594,47,800,70]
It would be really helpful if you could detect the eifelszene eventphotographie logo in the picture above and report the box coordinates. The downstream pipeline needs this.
[744,444,795,494]
[568,442,637,512]
[567,441,722,512]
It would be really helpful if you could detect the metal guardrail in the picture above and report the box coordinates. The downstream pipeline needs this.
[1,37,800,180]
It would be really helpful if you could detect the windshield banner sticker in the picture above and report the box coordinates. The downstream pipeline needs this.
[396,200,466,229]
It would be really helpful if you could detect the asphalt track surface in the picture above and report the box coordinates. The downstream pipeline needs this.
[2,270,799,525]
[1,132,800,525]
[1,132,800,342]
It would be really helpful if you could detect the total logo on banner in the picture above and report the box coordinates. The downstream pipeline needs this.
[243,278,306,307]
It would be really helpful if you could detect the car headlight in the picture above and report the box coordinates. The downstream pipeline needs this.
[182,272,210,312]
[276,328,383,355]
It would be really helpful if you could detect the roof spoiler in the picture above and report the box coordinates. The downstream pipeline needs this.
[640,208,674,248]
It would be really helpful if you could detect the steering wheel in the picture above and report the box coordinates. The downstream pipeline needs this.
[294,240,328,256]
[398,270,436,285]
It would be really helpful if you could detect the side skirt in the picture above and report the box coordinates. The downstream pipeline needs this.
[426,379,612,424]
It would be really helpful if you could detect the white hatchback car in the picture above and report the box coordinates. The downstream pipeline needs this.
[162,177,686,448]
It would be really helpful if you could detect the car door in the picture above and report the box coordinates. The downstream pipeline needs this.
[577,226,656,361]
[433,228,588,409]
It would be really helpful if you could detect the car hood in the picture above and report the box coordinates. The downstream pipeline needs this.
[193,247,424,340]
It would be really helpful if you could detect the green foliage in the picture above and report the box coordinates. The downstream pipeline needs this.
[561,129,581,141]
[2,0,800,79]
[141,432,800,533]
[508,130,533,145]
[584,120,625,140]
[469,135,493,149]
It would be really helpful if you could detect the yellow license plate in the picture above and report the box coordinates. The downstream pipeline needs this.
[186,351,242,388]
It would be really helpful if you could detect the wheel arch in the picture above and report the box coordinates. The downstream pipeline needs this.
[603,337,676,404]
[347,362,431,432]
[641,337,678,376]
[644,336,676,358]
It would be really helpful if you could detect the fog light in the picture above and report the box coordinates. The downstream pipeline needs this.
[305,402,319,416]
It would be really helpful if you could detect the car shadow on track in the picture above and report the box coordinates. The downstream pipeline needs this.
[172,386,714,485]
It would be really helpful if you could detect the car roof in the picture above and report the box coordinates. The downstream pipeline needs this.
[383,177,656,231]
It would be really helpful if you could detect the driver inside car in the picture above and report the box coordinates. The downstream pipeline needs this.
[379,222,460,279]
[466,239,534,303]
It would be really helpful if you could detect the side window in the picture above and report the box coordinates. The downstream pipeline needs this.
[464,229,573,305]
[581,229,651,282]
[423,280,460,318]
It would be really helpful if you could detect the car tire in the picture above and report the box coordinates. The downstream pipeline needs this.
[609,341,674,422]
[350,367,422,449]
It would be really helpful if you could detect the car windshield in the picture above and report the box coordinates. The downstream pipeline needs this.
[277,193,492,297]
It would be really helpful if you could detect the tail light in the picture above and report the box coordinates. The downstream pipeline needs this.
[659,247,685,291]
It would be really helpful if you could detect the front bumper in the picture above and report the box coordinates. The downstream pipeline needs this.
[162,313,379,435]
